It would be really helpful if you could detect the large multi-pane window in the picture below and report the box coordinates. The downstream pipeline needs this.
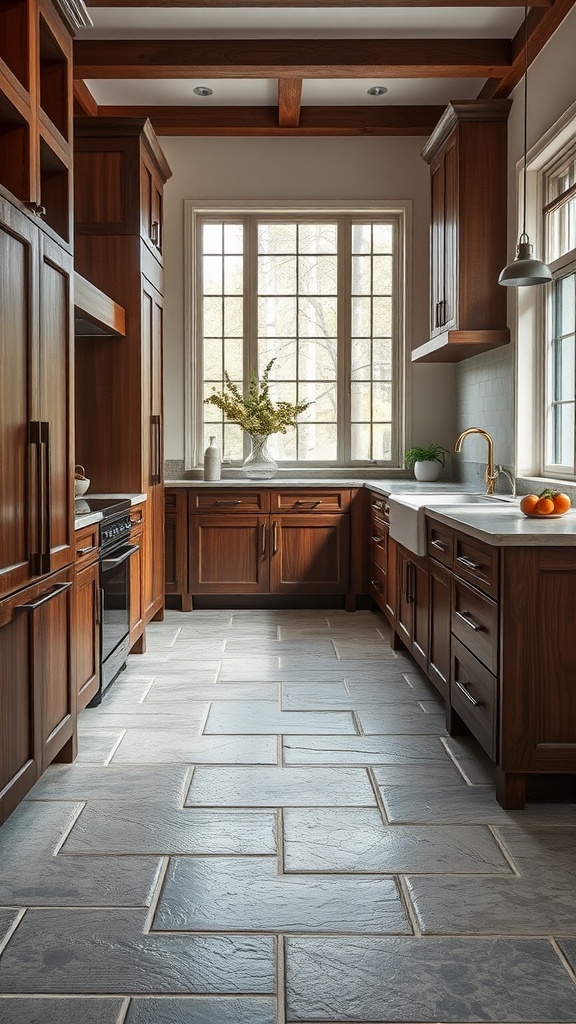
[544,146,576,474]
[189,209,405,468]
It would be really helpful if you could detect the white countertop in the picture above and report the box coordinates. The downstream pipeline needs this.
[74,510,103,530]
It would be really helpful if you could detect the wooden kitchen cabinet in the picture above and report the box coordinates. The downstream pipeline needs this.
[0,0,83,246]
[73,522,100,711]
[0,565,75,825]
[129,502,145,651]
[165,489,190,610]
[395,544,429,672]
[0,196,74,602]
[413,100,511,363]
[74,118,172,629]
[183,487,353,604]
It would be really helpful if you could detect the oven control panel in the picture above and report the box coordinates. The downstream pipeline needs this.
[101,513,132,550]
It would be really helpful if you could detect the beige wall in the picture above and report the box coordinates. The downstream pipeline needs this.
[161,134,456,462]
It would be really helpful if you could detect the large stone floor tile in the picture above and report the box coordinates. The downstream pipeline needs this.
[380,785,508,823]
[285,935,576,1021]
[60,803,276,855]
[281,681,428,711]
[0,856,162,908]
[407,874,576,935]
[224,639,336,658]
[283,808,511,873]
[79,706,209,730]
[0,911,20,946]
[27,765,191,805]
[347,677,436,701]
[355,705,447,735]
[144,680,279,702]
[153,856,410,934]
[0,909,275,994]
[0,998,124,1023]
[217,658,281,681]
[186,766,376,807]
[109,731,278,764]
[495,825,576,880]
[371,764,467,787]
[74,730,124,765]
[283,735,451,766]
[125,995,277,1024]
[204,703,356,735]
[441,735,496,785]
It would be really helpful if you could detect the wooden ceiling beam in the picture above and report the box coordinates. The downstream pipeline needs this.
[478,0,576,98]
[85,0,551,7]
[278,78,302,127]
[95,103,445,136]
[74,37,511,79]
[73,79,99,116]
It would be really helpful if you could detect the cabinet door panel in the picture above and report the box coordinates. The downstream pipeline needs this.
[34,567,74,768]
[0,202,38,598]
[428,559,451,700]
[39,236,74,572]
[0,589,39,824]
[396,546,412,646]
[165,490,187,596]
[74,560,100,711]
[270,514,349,594]
[190,515,269,593]
[412,559,429,672]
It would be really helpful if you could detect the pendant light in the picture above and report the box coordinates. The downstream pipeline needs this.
[498,1,552,287]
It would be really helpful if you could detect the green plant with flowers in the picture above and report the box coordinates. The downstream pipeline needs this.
[204,358,310,436]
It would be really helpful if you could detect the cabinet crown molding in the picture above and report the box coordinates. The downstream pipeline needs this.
[421,99,512,165]
[74,117,172,182]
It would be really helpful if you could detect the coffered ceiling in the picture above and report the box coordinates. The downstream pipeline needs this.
[74,1,576,135]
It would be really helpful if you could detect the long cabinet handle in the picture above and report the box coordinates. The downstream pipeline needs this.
[151,415,162,485]
[455,609,483,632]
[372,535,384,544]
[431,539,448,552]
[370,578,382,592]
[157,413,163,484]
[151,220,160,246]
[215,500,242,506]
[454,678,481,707]
[102,544,139,571]
[29,421,43,575]
[272,520,278,555]
[261,523,266,556]
[294,500,321,508]
[77,545,98,556]
[39,421,50,573]
[15,581,72,613]
[456,555,483,572]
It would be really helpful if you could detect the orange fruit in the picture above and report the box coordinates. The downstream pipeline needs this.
[535,497,555,515]
[520,494,539,514]
[553,492,571,514]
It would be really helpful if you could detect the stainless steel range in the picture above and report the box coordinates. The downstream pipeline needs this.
[76,497,139,706]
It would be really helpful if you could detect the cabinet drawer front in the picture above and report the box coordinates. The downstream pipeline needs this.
[369,561,386,613]
[270,489,350,513]
[453,531,498,598]
[451,637,497,761]
[189,489,270,514]
[370,518,387,572]
[369,493,390,523]
[427,521,453,567]
[130,503,146,528]
[452,578,498,674]
[74,524,100,571]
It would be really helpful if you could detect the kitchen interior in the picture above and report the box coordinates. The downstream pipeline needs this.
[2,1,576,1021]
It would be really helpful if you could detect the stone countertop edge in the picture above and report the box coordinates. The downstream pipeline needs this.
[87,492,148,505]
[74,510,103,530]
[166,478,576,545]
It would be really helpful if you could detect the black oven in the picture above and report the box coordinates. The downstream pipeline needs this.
[78,498,139,706]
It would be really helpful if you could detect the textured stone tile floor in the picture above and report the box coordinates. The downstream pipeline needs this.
[1,607,576,1022]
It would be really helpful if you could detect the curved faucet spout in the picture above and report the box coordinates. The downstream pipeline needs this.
[454,427,497,495]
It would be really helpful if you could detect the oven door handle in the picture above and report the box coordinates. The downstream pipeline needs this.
[101,544,139,571]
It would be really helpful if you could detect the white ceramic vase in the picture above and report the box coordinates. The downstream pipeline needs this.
[413,460,441,482]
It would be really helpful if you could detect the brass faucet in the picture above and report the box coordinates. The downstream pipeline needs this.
[454,427,499,495]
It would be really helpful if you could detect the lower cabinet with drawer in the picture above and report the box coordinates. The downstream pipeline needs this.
[423,516,576,809]
[167,487,355,607]
[73,523,101,712]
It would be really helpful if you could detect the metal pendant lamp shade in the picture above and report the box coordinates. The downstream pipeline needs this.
[498,2,552,288]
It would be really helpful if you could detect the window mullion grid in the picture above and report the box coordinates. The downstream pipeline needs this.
[339,216,352,465]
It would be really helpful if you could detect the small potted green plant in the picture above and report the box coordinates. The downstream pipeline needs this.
[404,443,448,482]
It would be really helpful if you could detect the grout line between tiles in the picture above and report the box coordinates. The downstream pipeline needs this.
[143,856,170,933]
[104,730,128,766]
[179,764,195,809]
[116,996,131,1023]
[351,710,364,736]
[366,767,389,821]
[0,908,26,955]
[397,875,422,937]
[439,736,476,785]
[52,803,86,855]
[488,825,522,877]
[276,934,287,1024]
[198,702,212,735]
[277,807,285,876]
[278,734,284,767]
[137,680,155,704]
[550,936,576,985]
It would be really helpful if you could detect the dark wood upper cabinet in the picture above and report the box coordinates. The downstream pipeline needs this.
[413,100,512,363]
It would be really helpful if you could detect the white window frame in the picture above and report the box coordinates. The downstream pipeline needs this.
[184,200,411,472]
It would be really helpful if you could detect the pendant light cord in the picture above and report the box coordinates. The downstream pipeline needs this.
[521,0,529,242]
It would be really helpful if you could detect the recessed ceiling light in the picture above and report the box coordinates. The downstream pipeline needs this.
[193,86,213,97]
[367,86,388,97]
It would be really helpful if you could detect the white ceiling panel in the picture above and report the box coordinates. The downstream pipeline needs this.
[87,78,280,107]
[82,6,524,40]
[301,77,487,106]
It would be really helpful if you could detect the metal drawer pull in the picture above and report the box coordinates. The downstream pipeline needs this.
[372,535,384,544]
[457,555,483,571]
[77,545,97,556]
[455,610,483,632]
[295,500,321,508]
[371,579,382,591]
[16,581,72,612]
[131,518,144,527]
[454,679,481,707]
[272,521,278,555]
[214,500,242,506]
[261,523,266,556]
[431,539,448,552]
[372,500,384,510]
